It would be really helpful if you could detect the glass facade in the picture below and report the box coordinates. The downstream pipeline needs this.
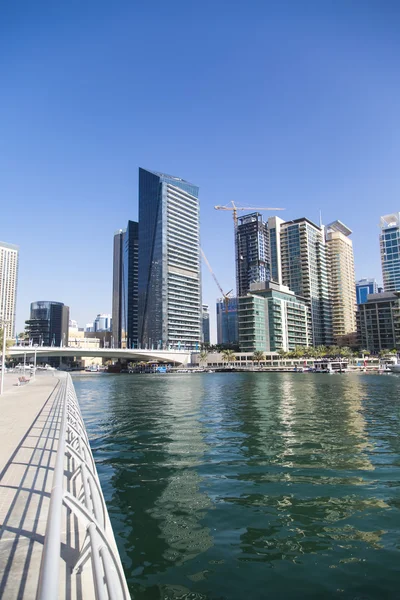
[380,214,400,292]
[280,218,332,346]
[238,283,310,353]
[216,297,238,345]
[357,292,400,352]
[356,278,378,305]
[112,229,125,347]
[202,304,210,344]
[123,221,139,348]
[236,213,270,297]
[26,301,69,346]
[138,168,201,349]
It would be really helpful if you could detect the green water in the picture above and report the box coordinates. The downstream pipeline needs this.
[73,372,400,600]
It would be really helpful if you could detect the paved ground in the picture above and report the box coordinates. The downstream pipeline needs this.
[0,372,62,599]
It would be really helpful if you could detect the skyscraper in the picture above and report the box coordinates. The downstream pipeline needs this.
[268,216,284,284]
[356,278,379,305]
[25,301,69,346]
[325,220,357,343]
[216,297,238,345]
[380,213,400,292]
[236,213,270,297]
[138,168,201,349]
[0,241,19,339]
[122,220,139,348]
[112,228,125,348]
[202,304,210,344]
[280,218,332,346]
[112,221,139,348]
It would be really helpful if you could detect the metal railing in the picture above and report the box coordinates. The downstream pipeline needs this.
[37,373,130,600]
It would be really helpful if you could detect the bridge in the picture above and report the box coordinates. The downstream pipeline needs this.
[8,346,193,365]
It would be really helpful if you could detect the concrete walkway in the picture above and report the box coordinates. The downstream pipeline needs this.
[0,372,61,599]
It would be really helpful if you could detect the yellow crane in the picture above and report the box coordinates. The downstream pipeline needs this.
[200,248,232,314]
[214,201,285,228]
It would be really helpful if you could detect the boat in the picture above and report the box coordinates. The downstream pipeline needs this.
[388,358,400,373]
[314,359,349,373]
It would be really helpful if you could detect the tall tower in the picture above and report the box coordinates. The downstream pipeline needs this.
[236,213,270,297]
[123,220,139,348]
[138,168,201,350]
[268,216,284,284]
[325,220,357,343]
[0,241,19,339]
[112,228,125,348]
[380,213,400,292]
[280,218,332,346]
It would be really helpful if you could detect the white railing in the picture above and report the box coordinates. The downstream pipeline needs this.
[37,373,130,600]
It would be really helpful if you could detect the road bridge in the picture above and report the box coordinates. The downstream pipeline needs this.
[8,346,193,365]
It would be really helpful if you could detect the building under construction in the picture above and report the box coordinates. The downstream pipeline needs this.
[236,213,271,297]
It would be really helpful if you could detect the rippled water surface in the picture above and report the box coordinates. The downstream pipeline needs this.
[73,372,400,600]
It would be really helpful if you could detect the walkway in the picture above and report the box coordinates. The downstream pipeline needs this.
[0,372,61,598]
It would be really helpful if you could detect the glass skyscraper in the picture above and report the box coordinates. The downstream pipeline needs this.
[216,297,238,345]
[380,213,400,292]
[112,221,139,348]
[356,278,378,305]
[236,213,270,297]
[26,301,69,346]
[280,218,332,346]
[138,168,201,349]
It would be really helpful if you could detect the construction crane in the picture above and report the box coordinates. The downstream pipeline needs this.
[214,201,285,228]
[200,248,232,314]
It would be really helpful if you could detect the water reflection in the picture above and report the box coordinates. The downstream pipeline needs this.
[74,373,400,600]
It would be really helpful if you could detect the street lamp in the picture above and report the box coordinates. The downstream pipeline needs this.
[0,316,11,396]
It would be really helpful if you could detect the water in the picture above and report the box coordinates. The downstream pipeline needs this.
[73,372,400,600]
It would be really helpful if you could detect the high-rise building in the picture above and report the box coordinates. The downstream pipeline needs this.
[25,301,69,347]
[112,228,125,347]
[380,213,400,292]
[357,291,400,352]
[202,304,210,344]
[0,241,19,339]
[236,213,270,297]
[238,281,310,353]
[94,313,112,332]
[122,220,139,348]
[138,168,201,350]
[112,221,139,348]
[216,297,238,345]
[325,220,357,344]
[268,216,284,284]
[356,278,379,305]
[280,218,332,346]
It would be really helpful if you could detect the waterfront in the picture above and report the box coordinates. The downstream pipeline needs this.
[73,372,400,600]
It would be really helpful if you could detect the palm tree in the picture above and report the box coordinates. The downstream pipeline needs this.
[221,349,236,366]
[252,350,265,367]
[315,345,327,358]
[199,350,208,367]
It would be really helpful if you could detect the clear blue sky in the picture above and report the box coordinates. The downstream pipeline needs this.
[2,1,400,340]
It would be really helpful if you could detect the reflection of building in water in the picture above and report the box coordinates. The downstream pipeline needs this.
[148,387,213,564]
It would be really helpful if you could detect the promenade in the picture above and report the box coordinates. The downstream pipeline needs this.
[0,372,61,598]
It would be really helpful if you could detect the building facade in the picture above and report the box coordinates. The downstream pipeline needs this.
[268,216,284,284]
[112,228,125,347]
[216,297,238,345]
[238,282,310,353]
[26,301,69,347]
[112,221,139,348]
[236,213,270,297]
[356,278,379,305]
[357,292,400,352]
[280,218,332,346]
[380,213,400,292]
[138,168,201,350]
[94,313,112,332]
[202,304,210,344]
[325,220,357,343]
[0,241,19,339]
